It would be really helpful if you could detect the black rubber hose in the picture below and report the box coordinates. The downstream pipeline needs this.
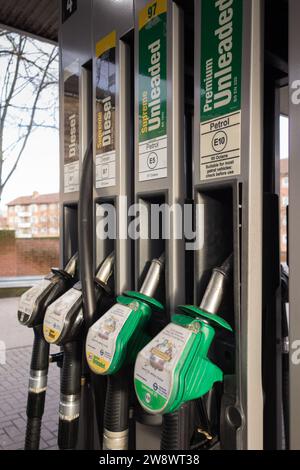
[103,369,129,449]
[161,403,191,450]
[58,341,82,450]
[24,325,49,450]
[78,139,95,328]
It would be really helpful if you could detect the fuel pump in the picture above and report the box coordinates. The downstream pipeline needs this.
[134,255,233,450]
[43,252,114,450]
[18,253,78,450]
[86,254,165,450]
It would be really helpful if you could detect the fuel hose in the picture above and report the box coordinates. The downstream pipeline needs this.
[58,340,82,450]
[25,324,49,450]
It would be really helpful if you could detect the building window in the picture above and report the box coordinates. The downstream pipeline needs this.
[282,196,289,206]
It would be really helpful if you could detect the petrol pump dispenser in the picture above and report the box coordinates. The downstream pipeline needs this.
[193,0,263,451]
[133,0,186,449]
[43,253,115,450]
[18,253,78,450]
[86,254,165,450]
[90,0,135,449]
[134,255,233,450]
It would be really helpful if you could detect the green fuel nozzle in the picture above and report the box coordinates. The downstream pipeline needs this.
[134,254,233,415]
[85,254,165,376]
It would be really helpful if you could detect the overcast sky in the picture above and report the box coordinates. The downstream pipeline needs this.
[0,33,59,214]
[0,126,59,211]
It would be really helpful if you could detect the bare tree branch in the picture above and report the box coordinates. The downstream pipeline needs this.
[0,29,58,201]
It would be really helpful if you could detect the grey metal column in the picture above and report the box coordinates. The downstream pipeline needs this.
[59,0,93,265]
[194,0,263,450]
[92,0,133,294]
[134,0,185,314]
[289,0,300,451]
[134,0,185,450]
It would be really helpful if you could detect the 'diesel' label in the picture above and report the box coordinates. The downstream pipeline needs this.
[43,288,82,343]
[64,60,80,193]
[18,279,52,321]
[138,0,168,182]
[134,323,193,414]
[86,303,133,374]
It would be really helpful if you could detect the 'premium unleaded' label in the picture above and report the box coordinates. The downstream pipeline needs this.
[200,0,243,181]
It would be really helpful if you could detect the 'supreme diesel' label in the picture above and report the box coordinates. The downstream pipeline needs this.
[200,0,243,181]
[64,60,80,193]
[138,0,167,182]
[95,31,117,188]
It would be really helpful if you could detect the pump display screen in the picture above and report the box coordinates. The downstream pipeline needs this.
[95,31,116,189]
[63,60,80,193]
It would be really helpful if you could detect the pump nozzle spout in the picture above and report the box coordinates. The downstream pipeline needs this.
[96,251,115,286]
[199,253,233,315]
[139,253,165,299]
[64,252,79,278]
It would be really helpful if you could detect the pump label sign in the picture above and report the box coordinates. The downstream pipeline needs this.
[64,61,80,193]
[18,279,52,320]
[86,303,132,374]
[138,0,168,182]
[95,31,116,188]
[134,323,193,413]
[43,288,82,343]
[200,0,243,181]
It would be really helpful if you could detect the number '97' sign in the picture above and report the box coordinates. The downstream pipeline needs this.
[62,0,77,23]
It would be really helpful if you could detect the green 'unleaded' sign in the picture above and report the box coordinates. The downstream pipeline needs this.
[200,0,243,122]
[138,0,168,182]
[200,0,243,181]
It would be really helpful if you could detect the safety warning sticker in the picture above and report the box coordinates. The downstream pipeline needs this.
[138,0,167,182]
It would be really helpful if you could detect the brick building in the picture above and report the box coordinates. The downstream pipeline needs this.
[7,192,59,239]
[280,159,289,263]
